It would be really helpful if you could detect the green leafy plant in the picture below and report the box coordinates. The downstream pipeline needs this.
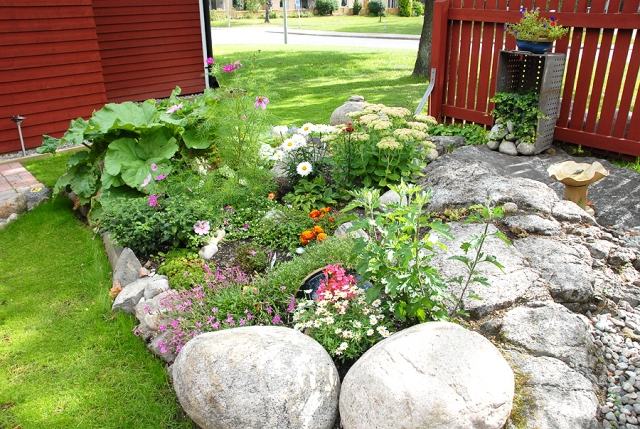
[352,0,362,15]
[283,176,340,212]
[490,91,545,145]
[507,9,568,41]
[398,0,412,17]
[315,0,338,15]
[367,0,385,15]
[428,123,488,146]
[234,242,270,273]
[412,0,424,15]
[345,182,454,323]
[448,204,511,317]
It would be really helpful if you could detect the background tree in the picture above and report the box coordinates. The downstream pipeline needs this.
[264,0,272,22]
[412,0,433,77]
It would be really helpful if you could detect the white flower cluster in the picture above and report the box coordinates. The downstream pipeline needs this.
[376,137,402,151]
[393,128,428,142]
[414,114,438,125]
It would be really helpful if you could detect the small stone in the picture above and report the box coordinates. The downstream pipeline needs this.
[606,411,617,421]
[516,142,536,155]
[380,189,402,206]
[113,248,142,288]
[498,140,518,156]
[295,247,305,255]
[503,202,518,214]
[487,140,500,150]
[623,382,635,392]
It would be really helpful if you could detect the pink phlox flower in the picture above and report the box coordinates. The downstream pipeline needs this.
[158,324,166,332]
[148,194,159,207]
[254,96,270,110]
[170,319,180,329]
[158,340,168,354]
[203,263,213,277]
[245,310,255,321]
[211,321,220,330]
[287,295,296,313]
[155,173,167,181]
[272,314,282,325]
[226,313,235,326]
[239,318,246,326]
[266,305,273,315]
[193,220,211,236]
[166,103,183,114]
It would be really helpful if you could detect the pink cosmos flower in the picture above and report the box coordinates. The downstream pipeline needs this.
[193,220,210,236]
[166,103,183,114]
[254,96,270,110]
[148,194,159,207]
[207,56,215,66]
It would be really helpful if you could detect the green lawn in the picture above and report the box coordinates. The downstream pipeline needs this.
[215,45,426,125]
[0,152,193,429]
[212,15,424,35]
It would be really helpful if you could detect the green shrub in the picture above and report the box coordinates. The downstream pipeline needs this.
[428,123,489,146]
[367,0,385,15]
[235,242,270,273]
[244,0,262,12]
[315,0,338,15]
[398,0,412,17]
[352,0,362,15]
[157,249,207,290]
[412,0,424,15]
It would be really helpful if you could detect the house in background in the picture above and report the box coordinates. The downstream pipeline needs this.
[0,0,214,154]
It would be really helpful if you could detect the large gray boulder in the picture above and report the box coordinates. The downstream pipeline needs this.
[515,237,595,304]
[507,351,599,429]
[173,326,340,429]
[503,214,561,236]
[112,275,167,314]
[340,322,514,429]
[432,223,543,317]
[0,191,27,219]
[330,95,366,125]
[498,303,596,373]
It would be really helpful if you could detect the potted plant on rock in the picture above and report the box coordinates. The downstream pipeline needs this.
[507,8,568,54]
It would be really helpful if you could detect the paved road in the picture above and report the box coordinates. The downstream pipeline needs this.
[212,26,419,50]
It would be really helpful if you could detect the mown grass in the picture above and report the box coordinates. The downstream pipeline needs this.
[215,45,427,125]
[0,154,193,429]
[212,14,424,35]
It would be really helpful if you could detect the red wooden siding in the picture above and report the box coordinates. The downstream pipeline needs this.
[0,0,107,153]
[430,0,640,156]
[92,0,206,102]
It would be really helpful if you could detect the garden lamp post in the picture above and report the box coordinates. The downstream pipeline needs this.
[11,115,26,156]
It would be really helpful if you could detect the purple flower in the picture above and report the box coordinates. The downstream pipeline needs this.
[150,163,158,172]
[141,174,152,188]
[211,307,219,314]
[245,310,255,321]
[193,220,211,236]
[166,103,183,114]
[266,305,273,315]
[239,318,246,326]
[222,61,241,73]
[207,56,215,66]
[226,313,235,326]
[155,173,167,181]
[170,319,180,329]
[158,340,168,354]
[287,295,296,313]
[242,223,250,231]
[211,321,220,330]
[254,96,270,110]
[148,194,159,207]
[158,324,166,332]
[272,314,282,325]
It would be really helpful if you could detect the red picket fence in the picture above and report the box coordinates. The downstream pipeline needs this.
[429,0,640,156]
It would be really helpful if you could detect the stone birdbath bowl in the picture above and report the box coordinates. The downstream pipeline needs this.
[547,160,609,211]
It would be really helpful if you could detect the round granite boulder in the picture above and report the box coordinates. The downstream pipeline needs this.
[340,321,514,429]
[172,326,340,429]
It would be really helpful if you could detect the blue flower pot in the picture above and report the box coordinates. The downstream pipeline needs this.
[516,39,553,54]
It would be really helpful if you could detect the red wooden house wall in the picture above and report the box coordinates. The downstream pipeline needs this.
[93,0,206,102]
[0,0,206,154]
[0,0,108,153]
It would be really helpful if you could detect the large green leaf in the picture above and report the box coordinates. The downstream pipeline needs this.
[104,128,178,189]
[182,126,211,149]
[90,101,159,133]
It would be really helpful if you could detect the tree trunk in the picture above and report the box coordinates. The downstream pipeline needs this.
[412,0,434,77]
[265,0,272,22]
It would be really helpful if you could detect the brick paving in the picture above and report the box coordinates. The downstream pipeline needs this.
[0,162,40,192]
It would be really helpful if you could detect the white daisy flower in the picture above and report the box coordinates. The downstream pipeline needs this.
[366,329,374,336]
[272,125,289,137]
[299,122,316,135]
[296,161,313,177]
[281,137,299,151]
[291,133,307,147]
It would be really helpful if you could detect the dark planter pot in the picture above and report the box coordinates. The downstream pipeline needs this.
[516,39,553,54]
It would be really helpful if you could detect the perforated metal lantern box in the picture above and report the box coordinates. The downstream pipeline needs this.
[496,50,566,154]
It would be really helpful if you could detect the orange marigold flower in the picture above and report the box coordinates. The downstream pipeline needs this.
[300,238,309,246]
[316,232,328,241]
[309,209,323,219]
[328,216,335,223]
[313,225,324,234]
[268,192,276,200]
[300,230,316,241]
[321,207,332,213]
